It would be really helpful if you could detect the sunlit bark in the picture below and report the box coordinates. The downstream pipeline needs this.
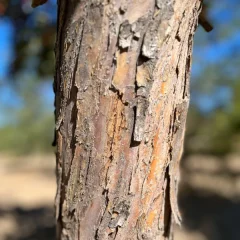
[54,1,201,239]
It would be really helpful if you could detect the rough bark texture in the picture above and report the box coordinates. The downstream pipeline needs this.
[54,0,201,239]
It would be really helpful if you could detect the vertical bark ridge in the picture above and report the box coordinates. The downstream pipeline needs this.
[54,0,202,239]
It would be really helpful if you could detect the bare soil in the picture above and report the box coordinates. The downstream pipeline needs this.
[0,153,239,240]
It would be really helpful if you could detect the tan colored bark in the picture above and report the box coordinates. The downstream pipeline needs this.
[54,0,202,239]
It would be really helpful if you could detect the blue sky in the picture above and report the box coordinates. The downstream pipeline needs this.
[0,17,14,78]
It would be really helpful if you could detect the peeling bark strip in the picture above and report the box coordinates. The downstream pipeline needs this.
[54,1,201,239]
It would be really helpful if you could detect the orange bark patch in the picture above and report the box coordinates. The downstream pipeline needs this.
[136,64,150,87]
[141,99,166,217]
[112,51,130,90]
[142,129,161,207]
[147,158,157,184]
[146,193,163,227]
[160,81,167,95]
[147,123,161,184]
[146,210,156,226]
[103,96,126,193]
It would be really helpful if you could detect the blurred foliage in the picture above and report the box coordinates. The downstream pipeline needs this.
[0,0,239,156]
[0,0,56,155]
[1,0,56,78]
[186,78,240,155]
[0,78,54,155]
[184,0,240,156]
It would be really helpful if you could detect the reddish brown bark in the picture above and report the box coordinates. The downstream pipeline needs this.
[54,0,202,239]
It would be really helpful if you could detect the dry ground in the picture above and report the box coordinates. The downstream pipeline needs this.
[0,153,239,240]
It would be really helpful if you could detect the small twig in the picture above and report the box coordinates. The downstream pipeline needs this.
[199,3,213,32]
[31,0,48,8]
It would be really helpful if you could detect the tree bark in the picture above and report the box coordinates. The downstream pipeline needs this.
[54,0,201,239]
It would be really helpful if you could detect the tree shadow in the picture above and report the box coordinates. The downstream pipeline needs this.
[179,185,240,240]
[0,207,55,240]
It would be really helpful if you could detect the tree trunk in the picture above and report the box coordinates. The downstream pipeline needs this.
[54,0,201,239]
